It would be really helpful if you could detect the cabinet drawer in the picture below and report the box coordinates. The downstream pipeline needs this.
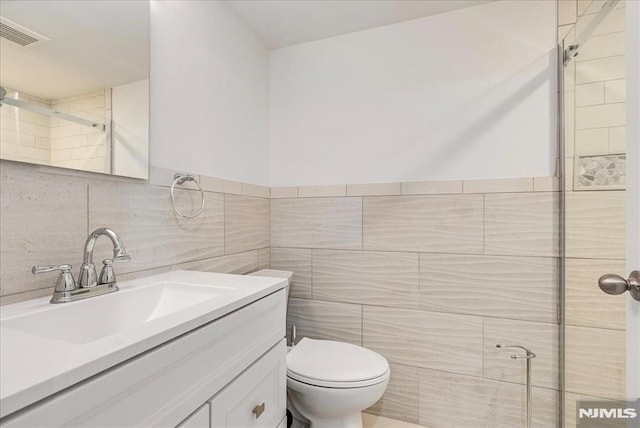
[177,404,210,428]
[210,340,286,428]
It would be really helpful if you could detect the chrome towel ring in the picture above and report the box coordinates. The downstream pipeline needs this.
[170,173,205,218]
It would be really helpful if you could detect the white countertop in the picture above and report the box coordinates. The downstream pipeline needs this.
[0,270,287,419]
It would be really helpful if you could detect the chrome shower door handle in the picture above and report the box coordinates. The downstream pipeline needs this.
[598,271,640,301]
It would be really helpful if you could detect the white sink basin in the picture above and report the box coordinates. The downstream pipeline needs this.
[0,270,287,419]
[2,282,224,344]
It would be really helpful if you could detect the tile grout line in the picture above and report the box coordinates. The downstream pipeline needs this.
[417,253,421,310]
[86,183,90,234]
[223,193,227,255]
[482,194,486,254]
[481,316,485,380]
[274,178,559,199]
[270,246,565,259]
[416,367,420,425]
[371,360,560,393]
[171,249,265,269]
[361,197,364,251]
[290,295,562,327]
[310,248,314,300]
[361,304,364,347]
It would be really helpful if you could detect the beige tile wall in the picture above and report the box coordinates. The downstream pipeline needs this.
[418,369,559,428]
[362,195,484,254]
[272,177,561,426]
[559,1,628,426]
[0,160,271,305]
[1,157,562,426]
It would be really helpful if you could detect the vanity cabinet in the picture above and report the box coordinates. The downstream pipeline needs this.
[1,290,287,428]
[209,341,286,427]
[177,405,210,428]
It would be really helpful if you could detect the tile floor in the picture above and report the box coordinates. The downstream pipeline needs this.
[362,413,424,428]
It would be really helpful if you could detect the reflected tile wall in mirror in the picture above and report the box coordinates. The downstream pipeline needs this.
[0,1,150,179]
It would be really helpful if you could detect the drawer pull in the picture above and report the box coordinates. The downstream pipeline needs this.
[252,402,265,418]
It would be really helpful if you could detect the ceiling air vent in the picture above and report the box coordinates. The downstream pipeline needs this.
[0,17,48,47]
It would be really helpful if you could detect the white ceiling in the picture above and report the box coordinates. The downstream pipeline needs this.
[0,1,149,100]
[225,0,494,50]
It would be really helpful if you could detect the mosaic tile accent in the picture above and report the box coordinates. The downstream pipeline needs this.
[575,153,626,190]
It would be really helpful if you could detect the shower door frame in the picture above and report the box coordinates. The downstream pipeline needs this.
[625,0,640,402]
[558,37,567,428]
[558,1,640,426]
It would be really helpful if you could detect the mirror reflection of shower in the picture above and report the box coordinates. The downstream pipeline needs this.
[0,1,150,179]
[0,86,106,129]
[563,0,620,65]
[0,82,148,179]
[0,85,109,172]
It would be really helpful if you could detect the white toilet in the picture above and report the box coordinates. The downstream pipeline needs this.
[250,269,390,428]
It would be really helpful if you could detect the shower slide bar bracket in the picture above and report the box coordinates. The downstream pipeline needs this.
[497,344,536,428]
[496,344,536,360]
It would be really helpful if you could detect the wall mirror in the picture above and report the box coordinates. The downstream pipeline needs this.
[0,0,150,179]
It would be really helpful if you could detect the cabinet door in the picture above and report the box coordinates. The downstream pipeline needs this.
[210,340,286,428]
[177,404,209,428]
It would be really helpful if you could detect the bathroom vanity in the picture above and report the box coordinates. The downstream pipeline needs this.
[0,271,288,428]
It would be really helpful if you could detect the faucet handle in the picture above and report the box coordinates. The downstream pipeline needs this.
[101,254,131,267]
[32,264,72,275]
[32,264,76,293]
[98,255,130,286]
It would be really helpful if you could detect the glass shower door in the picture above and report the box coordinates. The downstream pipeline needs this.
[561,1,639,426]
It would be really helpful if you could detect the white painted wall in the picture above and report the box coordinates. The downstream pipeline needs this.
[150,0,269,185]
[112,79,149,179]
[269,0,557,186]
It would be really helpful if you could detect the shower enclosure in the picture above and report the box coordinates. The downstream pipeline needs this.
[560,1,639,427]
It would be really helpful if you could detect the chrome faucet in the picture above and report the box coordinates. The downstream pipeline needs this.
[32,228,130,303]
[78,228,130,288]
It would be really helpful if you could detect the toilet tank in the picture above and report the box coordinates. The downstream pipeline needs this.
[249,269,293,303]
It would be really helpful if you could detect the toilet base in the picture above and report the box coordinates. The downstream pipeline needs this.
[306,413,362,428]
[289,410,362,428]
[288,396,308,428]
[288,391,365,428]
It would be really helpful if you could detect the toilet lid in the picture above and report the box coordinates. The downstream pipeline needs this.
[287,338,389,385]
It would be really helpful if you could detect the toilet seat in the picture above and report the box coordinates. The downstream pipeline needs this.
[287,369,389,388]
[286,338,389,388]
